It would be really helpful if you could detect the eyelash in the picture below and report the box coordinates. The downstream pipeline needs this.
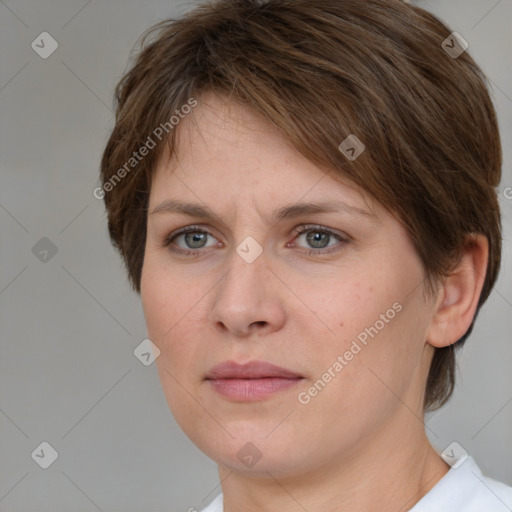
[161,224,348,257]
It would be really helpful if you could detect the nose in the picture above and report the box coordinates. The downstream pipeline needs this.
[209,251,286,338]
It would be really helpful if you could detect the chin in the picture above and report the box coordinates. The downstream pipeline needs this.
[191,426,313,476]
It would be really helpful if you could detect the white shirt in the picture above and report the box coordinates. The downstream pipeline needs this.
[199,456,512,512]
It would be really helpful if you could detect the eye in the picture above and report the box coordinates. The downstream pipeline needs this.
[162,225,219,255]
[162,224,348,256]
[291,225,347,255]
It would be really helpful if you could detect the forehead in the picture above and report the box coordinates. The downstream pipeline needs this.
[150,94,378,218]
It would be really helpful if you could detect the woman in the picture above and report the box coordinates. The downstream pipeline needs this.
[99,0,512,510]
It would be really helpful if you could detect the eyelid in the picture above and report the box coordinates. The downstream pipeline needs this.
[292,224,348,241]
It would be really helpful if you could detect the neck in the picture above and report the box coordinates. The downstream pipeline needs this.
[218,410,450,512]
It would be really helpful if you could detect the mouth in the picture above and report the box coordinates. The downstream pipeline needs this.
[205,360,304,401]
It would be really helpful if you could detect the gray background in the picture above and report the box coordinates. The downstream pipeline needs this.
[0,0,511,510]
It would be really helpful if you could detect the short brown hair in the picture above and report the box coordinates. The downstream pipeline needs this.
[99,0,502,411]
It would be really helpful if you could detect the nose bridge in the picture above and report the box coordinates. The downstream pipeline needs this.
[209,244,285,335]
[217,244,268,309]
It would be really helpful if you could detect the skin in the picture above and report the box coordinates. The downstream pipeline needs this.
[140,92,489,511]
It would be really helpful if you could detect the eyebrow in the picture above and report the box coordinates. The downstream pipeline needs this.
[149,198,377,224]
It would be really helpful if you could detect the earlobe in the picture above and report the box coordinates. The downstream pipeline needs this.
[427,234,489,349]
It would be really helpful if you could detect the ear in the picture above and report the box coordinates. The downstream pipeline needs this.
[427,234,489,348]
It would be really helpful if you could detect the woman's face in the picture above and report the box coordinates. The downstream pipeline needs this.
[141,94,437,477]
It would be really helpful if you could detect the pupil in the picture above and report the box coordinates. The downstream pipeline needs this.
[307,231,327,248]
[187,232,205,248]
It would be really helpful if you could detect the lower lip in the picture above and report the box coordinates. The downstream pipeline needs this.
[207,377,302,401]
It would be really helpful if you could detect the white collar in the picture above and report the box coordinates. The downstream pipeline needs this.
[200,455,512,512]
[409,454,512,511]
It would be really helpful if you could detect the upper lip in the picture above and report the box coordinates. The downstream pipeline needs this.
[205,360,302,380]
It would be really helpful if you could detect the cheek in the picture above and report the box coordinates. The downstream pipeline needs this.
[308,271,421,392]
[141,268,207,424]
[309,278,382,354]
[292,303,420,450]
[140,275,171,349]
[141,263,208,370]
[141,262,185,356]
